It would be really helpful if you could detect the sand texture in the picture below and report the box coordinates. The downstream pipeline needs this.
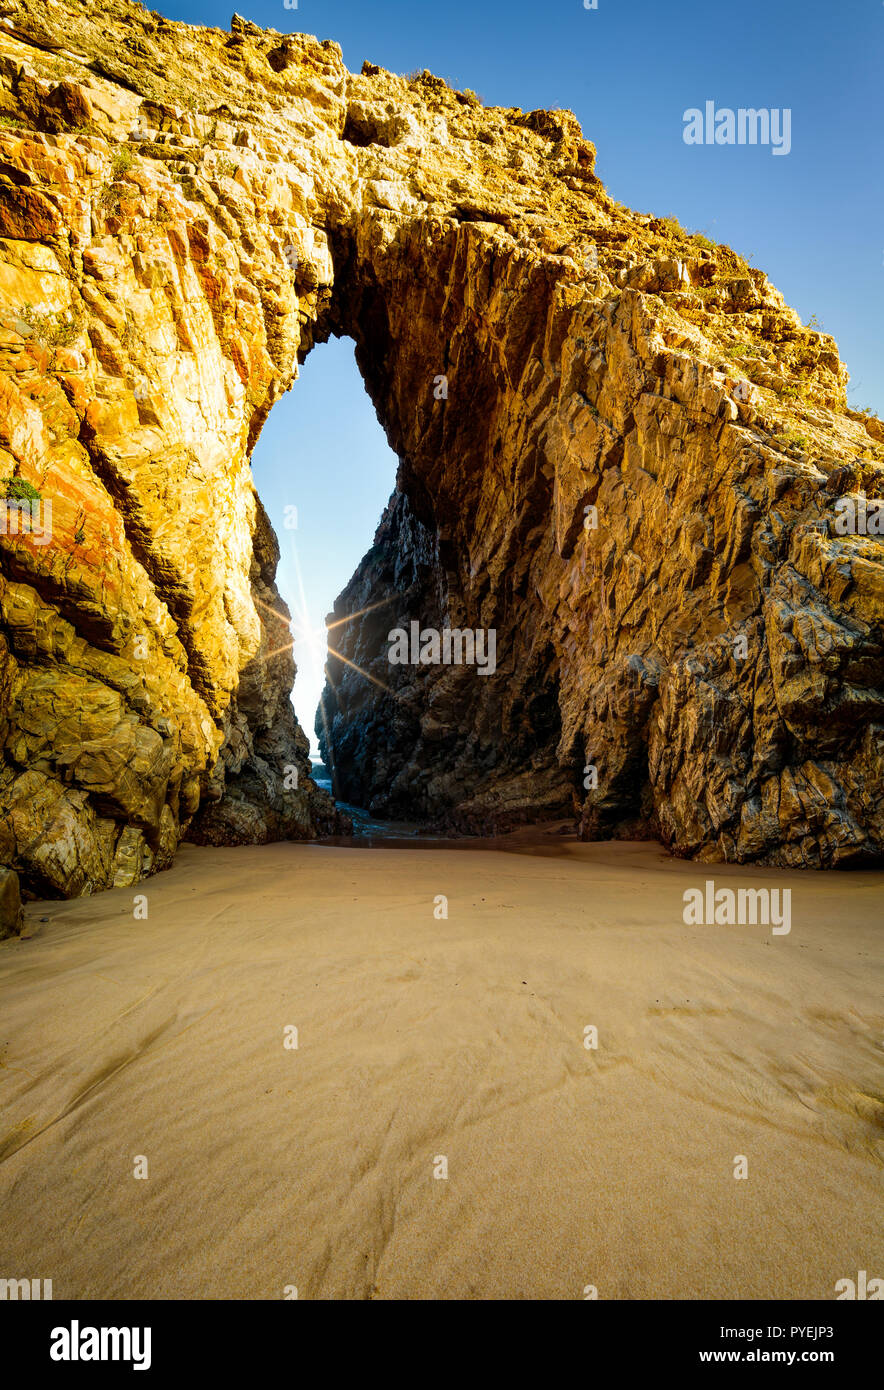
[0,838,881,1300]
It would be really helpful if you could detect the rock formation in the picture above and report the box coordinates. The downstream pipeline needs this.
[0,0,881,918]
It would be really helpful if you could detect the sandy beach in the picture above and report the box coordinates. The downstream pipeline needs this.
[0,836,881,1300]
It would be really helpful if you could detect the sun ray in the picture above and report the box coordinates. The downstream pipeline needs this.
[325,595,398,632]
[250,535,401,766]
[326,643,399,697]
[253,638,297,662]
[252,592,294,627]
[251,555,329,669]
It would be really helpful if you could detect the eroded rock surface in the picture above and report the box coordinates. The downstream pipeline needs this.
[0,0,881,890]
[0,864,22,936]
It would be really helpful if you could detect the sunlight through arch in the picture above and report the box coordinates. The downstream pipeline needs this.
[250,336,399,762]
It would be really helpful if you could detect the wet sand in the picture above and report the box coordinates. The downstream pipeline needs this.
[0,837,881,1299]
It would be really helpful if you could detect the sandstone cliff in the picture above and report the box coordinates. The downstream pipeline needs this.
[0,0,881,917]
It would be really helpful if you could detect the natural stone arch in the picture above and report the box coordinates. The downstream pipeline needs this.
[317,212,586,825]
[0,0,881,913]
[320,212,884,865]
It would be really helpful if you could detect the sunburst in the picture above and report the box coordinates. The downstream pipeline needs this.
[326,643,397,696]
[325,595,397,632]
[249,543,400,699]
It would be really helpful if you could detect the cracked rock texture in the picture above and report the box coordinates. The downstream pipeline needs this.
[0,0,881,902]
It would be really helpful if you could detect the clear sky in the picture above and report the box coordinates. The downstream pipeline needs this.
[162,0,883,748]
[250,340,396,754]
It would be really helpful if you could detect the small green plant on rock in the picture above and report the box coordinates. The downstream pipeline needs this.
[658,215,684,240]
[2,476,42,504]
[18,302,84,348]
[777,431,808,451]
[110,146,134,178]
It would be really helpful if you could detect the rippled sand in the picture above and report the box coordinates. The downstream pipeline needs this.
[0,837,881,1299]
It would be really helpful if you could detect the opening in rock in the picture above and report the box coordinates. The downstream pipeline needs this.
[341,112,379,148]
[250,336,397,816]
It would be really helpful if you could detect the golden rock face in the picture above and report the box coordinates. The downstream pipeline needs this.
[0,0,881,909]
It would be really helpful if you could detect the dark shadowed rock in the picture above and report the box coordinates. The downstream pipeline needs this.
[0,866,23,938]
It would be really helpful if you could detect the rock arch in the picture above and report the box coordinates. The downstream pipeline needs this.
[0,0,881,910]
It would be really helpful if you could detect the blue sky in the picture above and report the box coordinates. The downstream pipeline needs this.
[163,0,883,748]
[250,339,396,753]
